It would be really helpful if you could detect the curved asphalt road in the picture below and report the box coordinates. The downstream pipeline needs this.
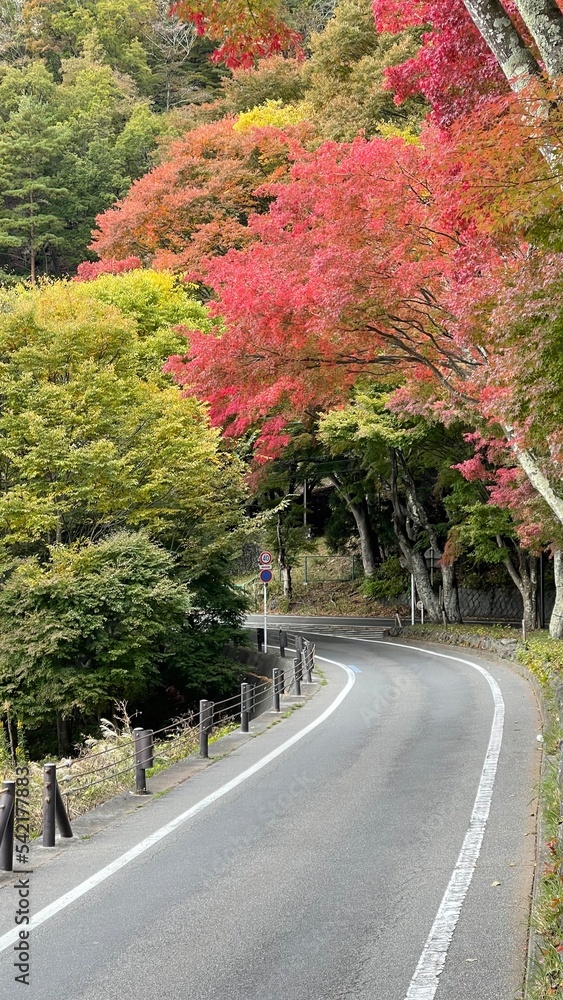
[0,631,540,999]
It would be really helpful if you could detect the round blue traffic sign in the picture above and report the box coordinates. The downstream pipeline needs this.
[259,568,273,583]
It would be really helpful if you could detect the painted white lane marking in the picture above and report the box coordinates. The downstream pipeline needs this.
[0,656,355,954]
[313,633,506,1000]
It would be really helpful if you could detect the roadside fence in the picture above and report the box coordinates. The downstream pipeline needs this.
[0,631,315,868]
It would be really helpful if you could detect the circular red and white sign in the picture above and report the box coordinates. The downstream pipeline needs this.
[259,550,273,565]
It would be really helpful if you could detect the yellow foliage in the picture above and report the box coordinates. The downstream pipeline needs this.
[375,122,421,145]
[233,99,312,132]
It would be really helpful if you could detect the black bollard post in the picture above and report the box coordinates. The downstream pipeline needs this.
[294,655,302,697]
[303,642,313,683]
[133,728,149,794]
[43,764,56,847]
[273,668,281,712]
[199,700,213,758]
[0,781,14,870]
[241,683,250,733]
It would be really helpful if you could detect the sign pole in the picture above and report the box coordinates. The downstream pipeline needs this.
[411,574,415,626]
[258,552,272,653]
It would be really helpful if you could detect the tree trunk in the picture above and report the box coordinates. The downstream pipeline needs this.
[459,10,563,517]
[549,549,563,638]
[348,497,379,577]
[29,214,35,286]
[441,562,462,623]
[508,436,563,529]
[462,0,541,85]
[56,712,71,757]
[513,0,563,77]
[328,475,379,577]
[393,450,464,623]
[463,1,561,170]
[276,512,292,599]
[389,450,443,621]
[498,537,538,629]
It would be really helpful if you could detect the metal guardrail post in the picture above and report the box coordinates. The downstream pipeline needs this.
[43,764,56,847]
[199,700,213,758]
[294,655,302,697]
[273,668,281,712]
[134,728,153,795]
[0,781,14,871]
[279,630,287,658]
[303,642,313,683]
[256,628,264,652]
[296,635,304,656]
[241,683,250,733]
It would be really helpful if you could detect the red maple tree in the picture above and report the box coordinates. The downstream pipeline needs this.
[90,117,314,276]
[164,132,503,444]
[172,1,302,68]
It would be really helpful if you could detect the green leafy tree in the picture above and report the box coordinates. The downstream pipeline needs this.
[0,55,163,277]
[0,274,247,748]
[303,0,426,140]
[318,387,467,622]
[20,0,223,106]
[0,532,192,733]
[0,277,243,565]
[445,472,542,630]
[0,531,247,753]
[0,94,70,281]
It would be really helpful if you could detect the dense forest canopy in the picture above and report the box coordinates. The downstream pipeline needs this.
[3,0,563,754]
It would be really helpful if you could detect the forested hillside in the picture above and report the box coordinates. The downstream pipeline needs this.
[3,0,563,756]
[83,1,563,636]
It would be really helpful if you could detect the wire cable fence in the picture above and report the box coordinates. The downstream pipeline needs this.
[0,632,317,868]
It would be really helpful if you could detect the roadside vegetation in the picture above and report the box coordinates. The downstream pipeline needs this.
[0,702,239,838]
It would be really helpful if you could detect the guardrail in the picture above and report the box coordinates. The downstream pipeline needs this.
[0,631,316,868]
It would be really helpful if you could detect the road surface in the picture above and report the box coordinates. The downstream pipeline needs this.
[0,629,540,999]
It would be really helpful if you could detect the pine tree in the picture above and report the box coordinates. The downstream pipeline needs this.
[0,95,70,281]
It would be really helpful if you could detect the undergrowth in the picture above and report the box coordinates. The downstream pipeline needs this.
[0,703,238,840]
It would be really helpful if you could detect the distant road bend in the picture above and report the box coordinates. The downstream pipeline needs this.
[0,617,540,999]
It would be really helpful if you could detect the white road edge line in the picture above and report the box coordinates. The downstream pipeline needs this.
[0,656,355,954]
[314,632,506,1000]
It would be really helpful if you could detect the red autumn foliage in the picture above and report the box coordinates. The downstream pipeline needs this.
[172,1,302,68]
[164,104,563,464]
[372,0,508,127]
[165,131,508,456]
[89,118,314,276]
[74,256,142,281]
[454,434,555,548]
